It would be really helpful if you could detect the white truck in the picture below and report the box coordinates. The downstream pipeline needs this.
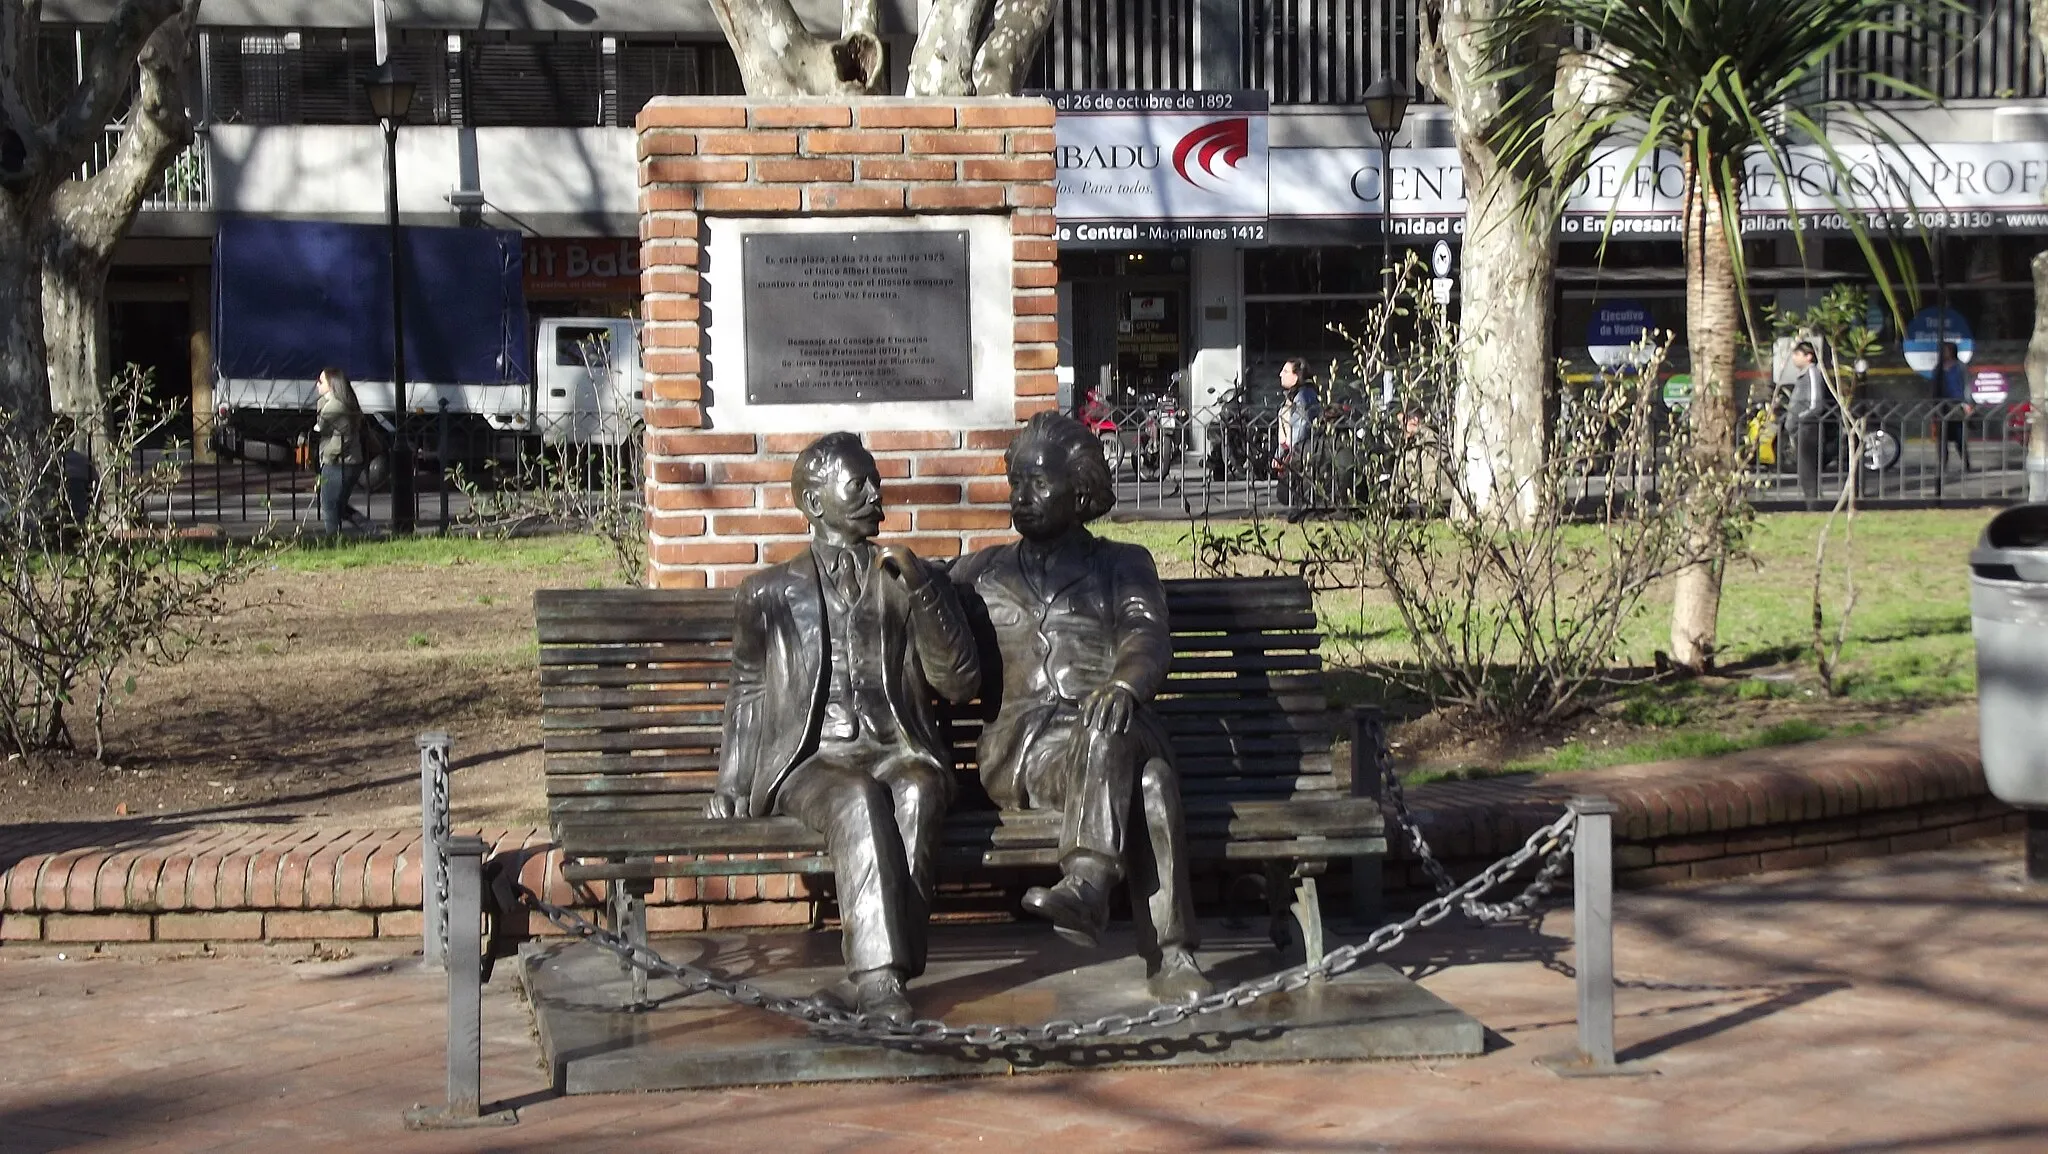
[208,218,644,481]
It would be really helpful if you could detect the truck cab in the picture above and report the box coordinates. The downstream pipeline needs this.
[532,317,644,449]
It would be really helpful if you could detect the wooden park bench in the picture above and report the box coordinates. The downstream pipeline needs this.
[535,574,1385,999]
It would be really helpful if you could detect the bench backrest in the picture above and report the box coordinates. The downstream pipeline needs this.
[536,575,1331,851]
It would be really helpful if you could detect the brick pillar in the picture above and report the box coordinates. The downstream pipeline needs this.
[635,97,1060,589]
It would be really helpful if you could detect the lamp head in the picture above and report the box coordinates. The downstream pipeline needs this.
[366,59,417,123]
[1363,76,1409,138]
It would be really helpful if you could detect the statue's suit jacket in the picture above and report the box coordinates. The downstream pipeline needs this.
[950,531,1173,808]
[717,549,981,818]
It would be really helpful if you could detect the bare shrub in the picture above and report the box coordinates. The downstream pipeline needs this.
[0,367,267,760]
[456,330,648,586]
[1191,262,1751,725]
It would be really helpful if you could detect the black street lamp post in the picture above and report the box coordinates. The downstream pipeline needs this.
[1363,76,1409,395]
[1363,77,1410,302]
[366,60,417,533]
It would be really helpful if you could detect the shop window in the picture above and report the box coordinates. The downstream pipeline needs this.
[464,38,604,128]
[617,41,745,122]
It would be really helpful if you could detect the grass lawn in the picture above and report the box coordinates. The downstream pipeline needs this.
[1101,508,1986,776]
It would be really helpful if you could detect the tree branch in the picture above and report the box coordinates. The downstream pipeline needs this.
[43,0,183,176]
[47,0,196,257]
[908,0,990,95]
[706,0,882,95]
[969,0,1057,96]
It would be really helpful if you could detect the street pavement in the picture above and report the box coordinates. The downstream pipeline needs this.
[1,839,2043,1153]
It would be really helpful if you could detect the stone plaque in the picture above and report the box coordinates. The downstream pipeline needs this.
[741,231,974,405]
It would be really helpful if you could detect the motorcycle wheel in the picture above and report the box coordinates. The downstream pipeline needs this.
[1098,430,1128,476]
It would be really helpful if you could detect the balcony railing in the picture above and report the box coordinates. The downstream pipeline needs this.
[75,126,211,211]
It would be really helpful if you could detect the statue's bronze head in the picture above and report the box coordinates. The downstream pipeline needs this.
[1004,412,1115,541]
[792,432,883,545]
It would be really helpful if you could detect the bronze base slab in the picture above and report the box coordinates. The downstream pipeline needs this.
[519,923,1484,1093]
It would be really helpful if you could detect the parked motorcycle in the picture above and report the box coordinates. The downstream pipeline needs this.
[1137,393,1189,481]
[1203,381,1277,481]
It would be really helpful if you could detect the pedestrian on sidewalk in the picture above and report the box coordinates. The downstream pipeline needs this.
[1787,341,1834,508]
[1273,358,1318,523]
[313,367,366,536]
[1936,342,1973,475]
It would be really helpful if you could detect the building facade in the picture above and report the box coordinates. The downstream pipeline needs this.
[48,0,2048,440]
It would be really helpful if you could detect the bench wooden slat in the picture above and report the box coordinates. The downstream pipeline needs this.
[540,687,734,709]
[543,752,722,774]
[543,708,725,732]
[561,835,1388,882]
[541,644,735,668]
[534,574,1377,886]
[540,667,731,689]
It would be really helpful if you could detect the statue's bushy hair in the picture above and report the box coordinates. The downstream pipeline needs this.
[1007,411,1115,523]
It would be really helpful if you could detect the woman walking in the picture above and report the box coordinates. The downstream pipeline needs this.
[313,367,365,536]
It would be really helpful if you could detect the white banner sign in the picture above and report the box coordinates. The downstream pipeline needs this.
[1271,142,2048,235]
[1042,90,1270,243]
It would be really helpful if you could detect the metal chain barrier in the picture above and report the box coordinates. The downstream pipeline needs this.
[512,808,1577,1048]
[1362,713,1577,923]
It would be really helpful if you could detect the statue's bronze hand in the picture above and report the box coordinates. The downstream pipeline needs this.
[873,544,928,591]
[705,788,750,819]
[1081,683,1136,735]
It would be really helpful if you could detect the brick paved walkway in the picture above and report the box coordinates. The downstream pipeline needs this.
[3,838,2043,1153]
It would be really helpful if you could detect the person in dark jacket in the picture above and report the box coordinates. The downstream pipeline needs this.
[1936,342,1972,474]
[1786,341,1833,506]
[313,367,365,535]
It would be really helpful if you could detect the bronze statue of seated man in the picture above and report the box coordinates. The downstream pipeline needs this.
[708,432,981,1024]
[952,412,1214,1003]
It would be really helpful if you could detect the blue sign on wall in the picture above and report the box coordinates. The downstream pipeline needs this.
[1903,307,1972,378]
[1587,300,1655,368]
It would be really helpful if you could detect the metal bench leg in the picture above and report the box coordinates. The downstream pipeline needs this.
[609,882,650,1009]
[1290,872,1326,979]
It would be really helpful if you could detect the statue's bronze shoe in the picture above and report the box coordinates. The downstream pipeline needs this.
[1021,877,1109,948]
[854,968,914,1026]
[1147,947,1214,1002]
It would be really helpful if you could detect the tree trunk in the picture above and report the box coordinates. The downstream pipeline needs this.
[0,208,52,439]
[38,2,198,456]
[2028,251,2048,501]
[42,240,109,431]
[1669,164,1742,672]
[969,0,1059,96]
[1453,152,1555,527]
[1417,0,1574,530]
[705,0,883,95]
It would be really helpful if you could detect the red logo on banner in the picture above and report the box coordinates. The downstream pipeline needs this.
[1172,118,1251,191]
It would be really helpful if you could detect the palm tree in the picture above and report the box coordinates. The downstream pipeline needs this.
[1494,0,1959,672]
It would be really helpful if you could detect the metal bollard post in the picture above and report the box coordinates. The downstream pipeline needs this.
[417,731,451,969]
[1348,706,1386,925]
[404,836,516,1129]
[1540,795,1652,1078]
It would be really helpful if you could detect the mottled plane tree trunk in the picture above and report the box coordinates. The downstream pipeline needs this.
[41,0,199,458]
[708,0,1057,96]
[0,0,189,443]
[1418,1,1599,529]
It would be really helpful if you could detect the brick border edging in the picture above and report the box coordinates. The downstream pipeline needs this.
[0,733,2012,945]
[1386,729,2013,895]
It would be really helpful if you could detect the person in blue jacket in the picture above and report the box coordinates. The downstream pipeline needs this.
[1936,342,1972,474]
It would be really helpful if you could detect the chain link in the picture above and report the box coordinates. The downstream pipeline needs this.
[514,808,1578,1048]
[426,746,452,961]
[1359,711,1577,923]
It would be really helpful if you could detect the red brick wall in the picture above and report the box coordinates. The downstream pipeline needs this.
[636,97,1059,589]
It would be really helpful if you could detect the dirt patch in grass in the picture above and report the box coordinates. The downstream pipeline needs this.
[0,547,582,828]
